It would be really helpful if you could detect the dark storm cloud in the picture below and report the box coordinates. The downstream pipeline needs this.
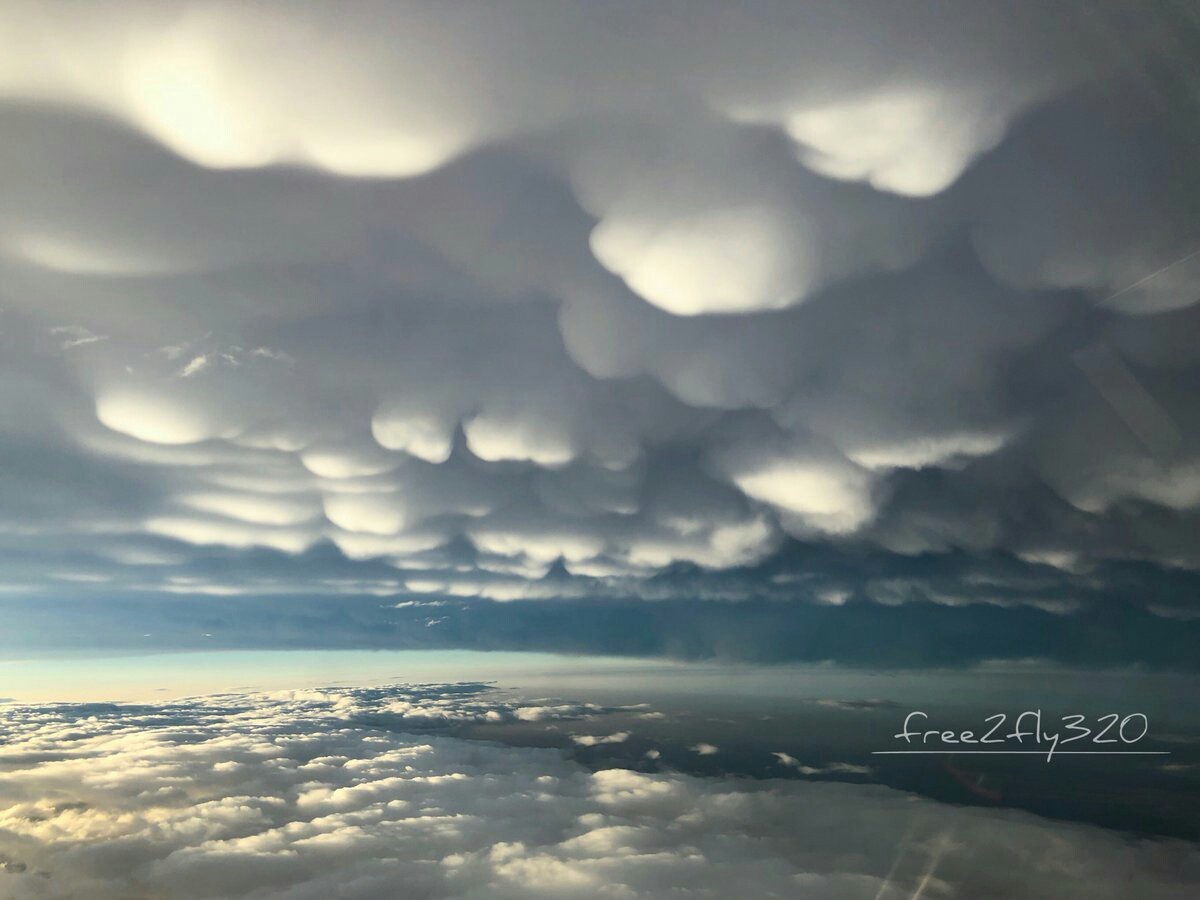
[1,1,1200,645]
[7,541,1200,670]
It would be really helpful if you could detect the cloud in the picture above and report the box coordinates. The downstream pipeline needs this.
[0,0,1197,632]
[1,685,1197,899]
[780,86,1011,196]
[968,94,1200,315]
[7,542,1200,670]
[772,753,872,777]
[570,732,631,747]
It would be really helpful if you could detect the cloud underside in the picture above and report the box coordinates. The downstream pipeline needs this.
[1,686,1197,899]
[1,1,1200,615]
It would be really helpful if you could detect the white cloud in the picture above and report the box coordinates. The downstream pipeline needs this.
[781,86,1012,197]
[845,430,1009,472]
[772,753,872,777]
[371,408,456,464]
[590,201,815,316]
[178,492,320,527]
[1,686,1194,899]
[717,444,876,536]
[570,732,631,747]
[0,0,1197,606]
[322,493,409,537]
[94,388,229,446]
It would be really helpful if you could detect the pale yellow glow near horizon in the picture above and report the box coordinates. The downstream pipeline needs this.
[0,650,685,704]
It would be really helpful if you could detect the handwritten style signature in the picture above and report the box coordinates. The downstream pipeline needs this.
[877,711,1168,761]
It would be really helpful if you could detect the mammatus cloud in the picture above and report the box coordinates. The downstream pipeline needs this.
[0,1,1199,617]
[2,685,1199,899]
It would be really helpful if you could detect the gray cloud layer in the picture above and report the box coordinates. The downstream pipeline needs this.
[1,1,1199,617]
[3,685,1199,898]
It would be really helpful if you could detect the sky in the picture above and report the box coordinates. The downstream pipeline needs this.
[6,3,1200,898]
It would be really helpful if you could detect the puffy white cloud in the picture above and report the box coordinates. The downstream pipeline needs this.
[846,430,1009,472]
[708,425,878,536]
[0,2,488,178]
[463,412,577,467]
[590,202,812,316]
[0,0,1197,612]
[1,686,1196,899]
[143,516,321,555]
[729,455,875,536]
[781,86,1012,197]
[371,408,456,465]
[322,493,408,537]
[0,1,1085,184]
[566,116,938,316]
[95,388,230,446]
[570,732,631,747]
[772,753,872,777]
[178,491,321,527]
